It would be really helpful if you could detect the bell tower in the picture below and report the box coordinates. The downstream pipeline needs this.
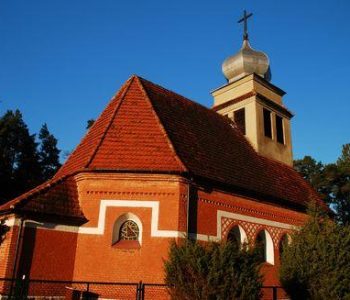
[212,11,293,166]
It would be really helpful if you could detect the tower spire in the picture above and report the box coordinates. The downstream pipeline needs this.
[238,10,253,40]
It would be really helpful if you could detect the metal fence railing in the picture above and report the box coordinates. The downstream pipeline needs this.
[0,278,139,300]
[0,278,287,300]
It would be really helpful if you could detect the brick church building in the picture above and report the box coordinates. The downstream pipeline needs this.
[0,14,325,295]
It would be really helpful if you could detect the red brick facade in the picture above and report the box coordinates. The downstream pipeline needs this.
[0,173,308,286]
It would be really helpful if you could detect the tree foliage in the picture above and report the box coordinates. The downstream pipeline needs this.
[294,156,328,196]
[279,204,350,300]
[0,110,41,203]
[328,144,350,224]
[38,123,61,180]
[86,119,95,130]
[164,240,262,300]
[294,143,350,224]
[0,110,61,204]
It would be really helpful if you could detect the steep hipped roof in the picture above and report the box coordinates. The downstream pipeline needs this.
[0,75,324,217]
[53,76,187,178]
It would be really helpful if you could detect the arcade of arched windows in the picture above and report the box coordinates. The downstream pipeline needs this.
[222,217,292,256]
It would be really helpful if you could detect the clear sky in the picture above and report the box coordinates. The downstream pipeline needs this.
[0,0,349,163]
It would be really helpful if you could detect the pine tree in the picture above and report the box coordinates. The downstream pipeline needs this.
[86,119,95,130]
[293,156,330,203]
[0,110,42,204]
[38,123,61,180]
[328,144,350,224]
[294,144,350,224]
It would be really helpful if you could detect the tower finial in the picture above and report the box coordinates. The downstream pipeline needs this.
[238,10,253,40]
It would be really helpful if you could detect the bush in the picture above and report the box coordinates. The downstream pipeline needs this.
[279,205,350,299]
[164,239,262,300]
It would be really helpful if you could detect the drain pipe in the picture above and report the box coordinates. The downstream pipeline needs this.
[186,177,193,239]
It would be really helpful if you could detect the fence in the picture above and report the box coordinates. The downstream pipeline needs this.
[0,278,287,300]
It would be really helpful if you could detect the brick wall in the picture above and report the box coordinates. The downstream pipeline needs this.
[193,187,308,285]
[0,222,20,279]
[72,173,184,283]
[18,227,78,281]
[1,173,310,287]
[0,221,20,294]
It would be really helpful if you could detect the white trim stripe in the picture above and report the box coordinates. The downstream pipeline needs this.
[1,200,296,242]
[78,200,184,238]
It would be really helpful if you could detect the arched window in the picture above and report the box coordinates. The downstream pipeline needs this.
[279,234,291,257]
[255,230,274,265]
[227,225,247,249]
[112,213,143,246]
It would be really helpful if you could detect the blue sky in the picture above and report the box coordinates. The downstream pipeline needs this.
[0,0,349,163]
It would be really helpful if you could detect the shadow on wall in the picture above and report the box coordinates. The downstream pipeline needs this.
[0,219,10,246]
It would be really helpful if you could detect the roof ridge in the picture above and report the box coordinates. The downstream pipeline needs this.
[135,76,209,111]
[53,76,135,179]
[85,76,135,169]
[136,76,253,143]
[134,76,189,173]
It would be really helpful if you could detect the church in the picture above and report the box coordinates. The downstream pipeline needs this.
[0,11,325,297]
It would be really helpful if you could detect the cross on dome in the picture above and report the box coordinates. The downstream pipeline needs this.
[238,10,253,40]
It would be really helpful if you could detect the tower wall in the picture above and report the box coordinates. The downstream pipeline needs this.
[212,74,293,166]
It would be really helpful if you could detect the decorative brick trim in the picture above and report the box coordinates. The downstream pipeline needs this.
[221,216,293,249]
[198,197,301,225]
[86,191,176,197]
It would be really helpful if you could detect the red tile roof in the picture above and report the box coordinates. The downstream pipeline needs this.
[53,76,187,179]
[0,175,86,224]
[0,75,325,217]
[139,76,323,209]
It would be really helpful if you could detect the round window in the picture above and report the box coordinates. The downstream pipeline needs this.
[119,220,140,241]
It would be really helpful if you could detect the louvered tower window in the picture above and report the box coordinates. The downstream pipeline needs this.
[263,108,272,138]
[276,115,284,144]
[234,108,246,135]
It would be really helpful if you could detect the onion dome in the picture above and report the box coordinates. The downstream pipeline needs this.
[222,39,271,83]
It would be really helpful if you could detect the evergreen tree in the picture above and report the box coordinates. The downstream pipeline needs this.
[293,156,330,203]
[38,123,61,180]
[164,240,262,300]
[294,144,350,224]
[326,144,350,224]
[0,110,42,204]
[86,119,95,130]
[279,204,350,299]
